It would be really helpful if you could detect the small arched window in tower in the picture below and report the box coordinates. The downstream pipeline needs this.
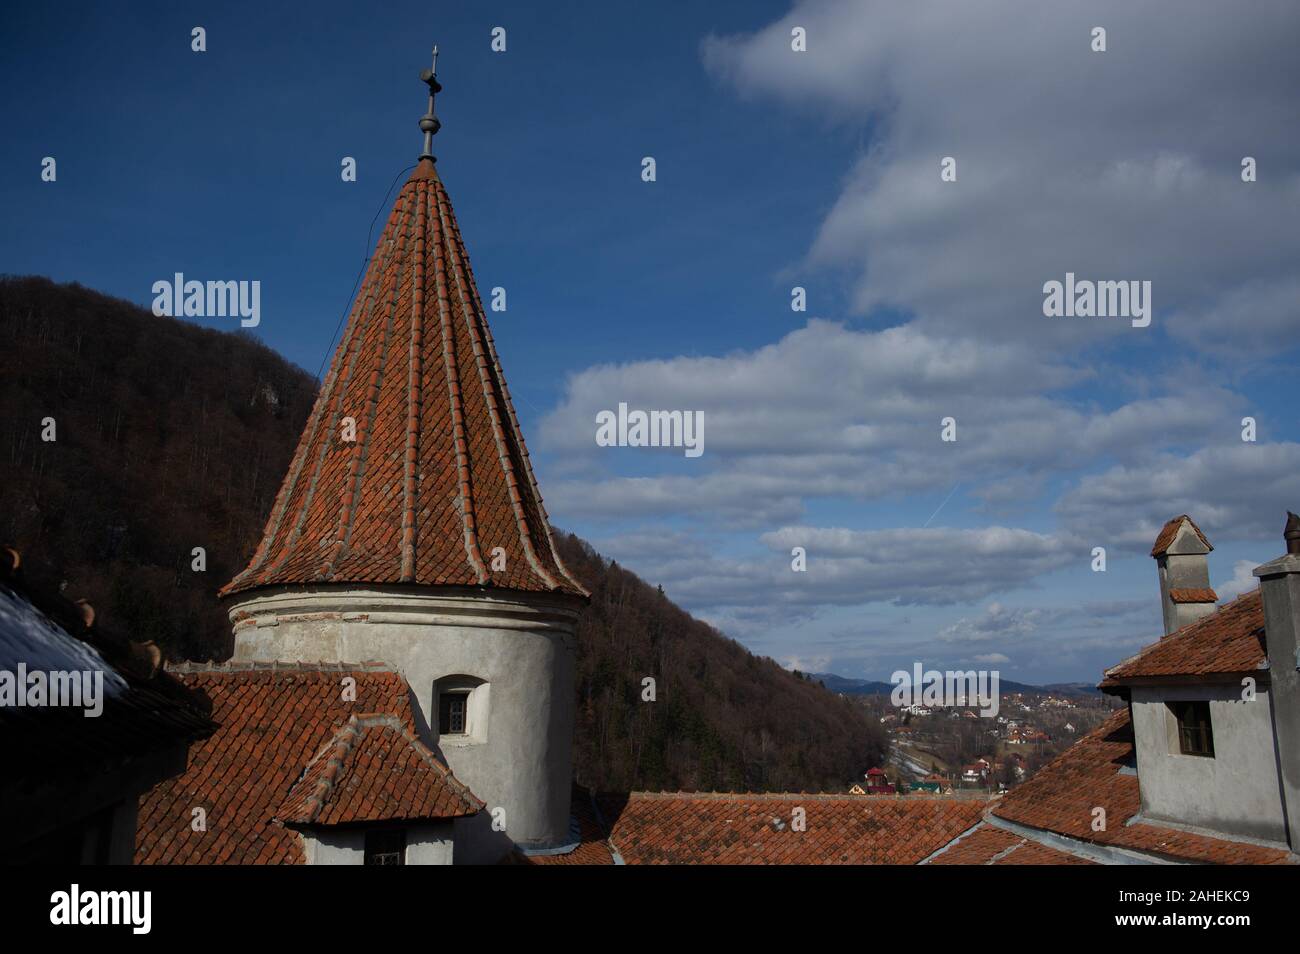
[440,692,468,735]
[434,675,489,745]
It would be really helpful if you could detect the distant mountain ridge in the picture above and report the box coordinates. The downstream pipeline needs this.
[810,673,1102,697]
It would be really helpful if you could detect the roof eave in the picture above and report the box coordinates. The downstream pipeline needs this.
[1099,667,1269,692]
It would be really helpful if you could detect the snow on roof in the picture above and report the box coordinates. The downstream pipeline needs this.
[0,585,127,697]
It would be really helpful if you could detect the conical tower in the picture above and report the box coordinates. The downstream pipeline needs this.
[223,50,587,859]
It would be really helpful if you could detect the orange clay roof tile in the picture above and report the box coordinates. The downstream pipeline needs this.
[222,161,585,600]
[925,823,1094,865]
[135,665,478,864]
[594,792,986,865]
[990,709,1292,864]
[275,713,481,827]
[1151,514,1213,557]
[1102,590,1266,684]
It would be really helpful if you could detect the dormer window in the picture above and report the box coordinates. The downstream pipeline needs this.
[1168,701,1214,757]
[364,828,406,865]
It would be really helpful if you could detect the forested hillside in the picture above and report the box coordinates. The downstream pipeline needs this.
[557,532,886,792]
[0,277,317,660]
[0,276,886,792]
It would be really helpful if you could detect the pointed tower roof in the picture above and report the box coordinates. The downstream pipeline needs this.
[223,57,584,600]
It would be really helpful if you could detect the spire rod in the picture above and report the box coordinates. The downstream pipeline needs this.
[418,45,442,162]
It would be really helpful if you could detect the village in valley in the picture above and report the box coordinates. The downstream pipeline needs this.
[844,687,1118,797]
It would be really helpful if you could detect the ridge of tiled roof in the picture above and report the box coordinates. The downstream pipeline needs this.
[989,709,1293,864]
[167,659,396,674]
[924,823,1094,865]
[1169,587,1217,603]
[275,713,481,826]
[136,667,423,864]
[594,791,986,864]
[620,789,961,801]
[1101,589,1266,686]
[222,159,586,601]
[1151,514,1213,556]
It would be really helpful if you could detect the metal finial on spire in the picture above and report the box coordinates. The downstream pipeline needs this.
[418,46,442,162]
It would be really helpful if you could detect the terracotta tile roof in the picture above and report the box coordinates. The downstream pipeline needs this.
[925,823,1020,864]
[990,709,1293,864]
[1169,587,1217,603]
[275,714,481,826]
[135,663,476,864]
[925,823,1094,865]
[1101,590,1266,685]
[998,837,1095,864]
[1151,514,1212,556]
[222,160,585,600]
[595,792,986,865]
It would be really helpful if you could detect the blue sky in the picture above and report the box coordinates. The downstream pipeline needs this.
[4,1,1298,683]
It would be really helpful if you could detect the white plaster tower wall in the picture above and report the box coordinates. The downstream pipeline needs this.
[228,585,581,853]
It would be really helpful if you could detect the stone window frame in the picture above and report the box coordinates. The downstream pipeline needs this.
[1164,699,1215,758]
[434,674,489,747]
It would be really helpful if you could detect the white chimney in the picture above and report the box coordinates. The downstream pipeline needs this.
[1253,511,1300,851]
[1150,515,1218,636]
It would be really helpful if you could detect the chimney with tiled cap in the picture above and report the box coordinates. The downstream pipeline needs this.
[1151,514,1218,636]
[220,49,588,861]
[1253,512,1300,850]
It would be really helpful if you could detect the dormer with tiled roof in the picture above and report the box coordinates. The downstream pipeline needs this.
[919,513,1300,864]
[136,663,483,864]
[273,712,483,863]
[1090,513,1300,852]
[984,709,1293,864]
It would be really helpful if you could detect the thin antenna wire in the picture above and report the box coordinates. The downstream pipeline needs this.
[314,163,416,383]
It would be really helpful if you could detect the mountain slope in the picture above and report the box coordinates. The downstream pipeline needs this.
[0,276,885,793]
[0,277,317,660]
[558,535,886,792]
